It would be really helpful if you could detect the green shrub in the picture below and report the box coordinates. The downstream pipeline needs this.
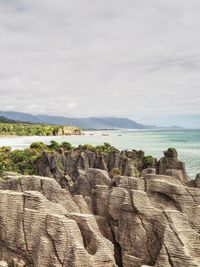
[0,146,11,153]
[30,142,47,149]
[78,144,95,152]
[164,147,177,158]
[111,168,121,176]
[7,149,38,174]
[48,140,60,150]
[77,143,118,154]
[60,142,73,150]
[143,155,157,168]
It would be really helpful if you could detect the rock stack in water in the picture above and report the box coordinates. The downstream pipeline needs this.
[0,148,200,267]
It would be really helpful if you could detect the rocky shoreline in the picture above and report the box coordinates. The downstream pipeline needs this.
[0,146,200,266]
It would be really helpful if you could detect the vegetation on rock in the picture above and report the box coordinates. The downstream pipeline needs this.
[142,155,157,168]
[0,140,71,175]
[109,167,122,177]
[163,147,177,158]
[77,142,119,154]
[0,123,81,136]
[0,141,160,178]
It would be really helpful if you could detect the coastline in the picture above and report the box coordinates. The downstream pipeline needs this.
[0,129,200,178]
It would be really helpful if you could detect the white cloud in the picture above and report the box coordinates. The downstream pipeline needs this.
[0,0,200,119]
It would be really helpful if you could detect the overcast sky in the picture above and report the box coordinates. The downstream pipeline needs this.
[0,0,200,121]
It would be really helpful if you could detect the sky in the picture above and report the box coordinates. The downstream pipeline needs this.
[0,0,200,123]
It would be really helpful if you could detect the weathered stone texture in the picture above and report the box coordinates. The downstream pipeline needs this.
[0,173,116,267]
[0,149,200,267]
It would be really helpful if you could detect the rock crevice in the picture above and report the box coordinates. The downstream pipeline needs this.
[0,148,200,266]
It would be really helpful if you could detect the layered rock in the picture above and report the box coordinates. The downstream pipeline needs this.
[157,148,189,183]
[34,149,147,189]
[0,173,116,267]
[74,169,200,267]
[0,148,199,267]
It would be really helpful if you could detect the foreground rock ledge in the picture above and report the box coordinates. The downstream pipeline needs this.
[0,169,200,267]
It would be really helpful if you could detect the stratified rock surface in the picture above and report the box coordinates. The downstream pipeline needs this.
[157,148,189,183]
[0,173,116,267]
[0,148,200,267]
[34,149,146,187]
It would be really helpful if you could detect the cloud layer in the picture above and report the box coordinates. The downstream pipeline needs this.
[0,0,200,120]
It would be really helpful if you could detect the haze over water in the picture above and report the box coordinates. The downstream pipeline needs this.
[0,129,200,178]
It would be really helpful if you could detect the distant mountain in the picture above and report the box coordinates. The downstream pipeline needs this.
[165,125,185,130]
[37,115,154,129]
[141,114,200,129]
[0,111,154,129]
[0,111,41,123]
[0,116,18,124]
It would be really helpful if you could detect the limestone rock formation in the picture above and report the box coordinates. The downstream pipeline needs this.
[34,148,146,189]
[74,169,200,267]
[0,173,116,267]
[157,148,189,183]
[0,149,200,267]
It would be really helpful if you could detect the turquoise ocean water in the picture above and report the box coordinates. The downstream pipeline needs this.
[0,129,200,178]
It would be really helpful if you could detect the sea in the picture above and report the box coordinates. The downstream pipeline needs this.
[0,129,200,178]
